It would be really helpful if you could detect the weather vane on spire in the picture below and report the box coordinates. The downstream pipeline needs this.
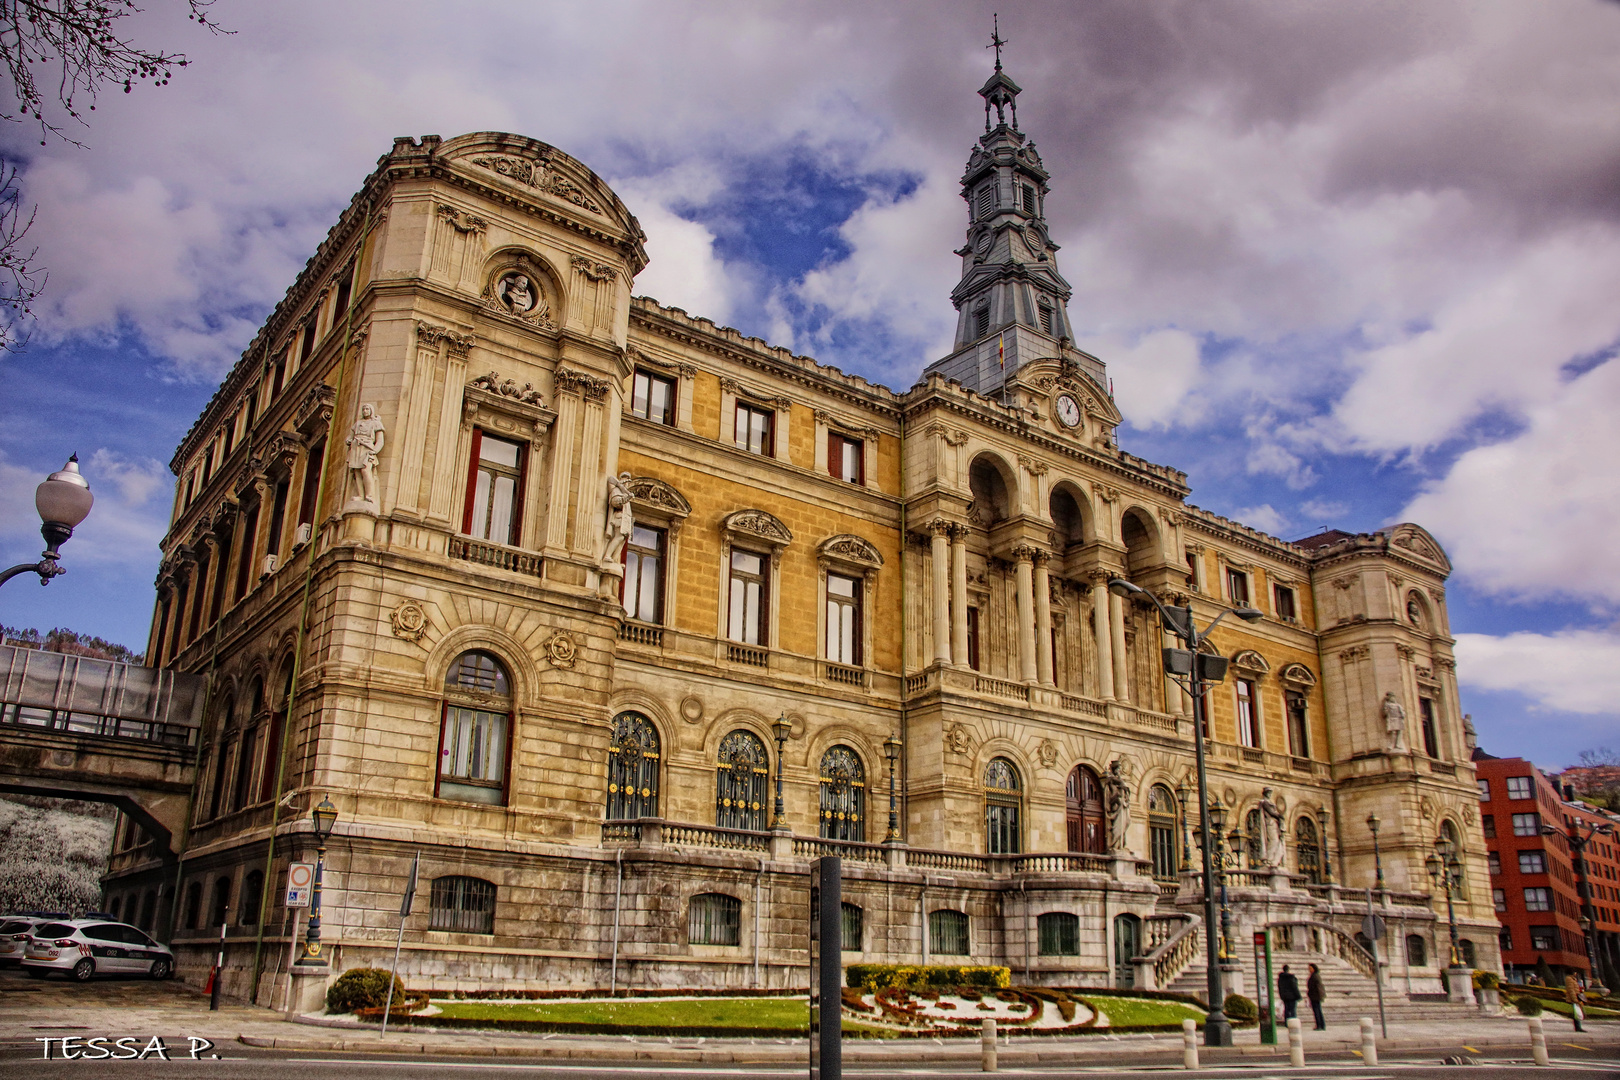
[988,14,1007,72]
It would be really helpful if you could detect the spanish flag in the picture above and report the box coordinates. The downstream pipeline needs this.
[998,333,1005,369]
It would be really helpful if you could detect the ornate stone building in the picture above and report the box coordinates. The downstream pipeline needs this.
[106,63,1496,1006]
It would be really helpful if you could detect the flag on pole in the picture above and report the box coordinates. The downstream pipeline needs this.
[399,852,419,917]
[998,333,1005,369]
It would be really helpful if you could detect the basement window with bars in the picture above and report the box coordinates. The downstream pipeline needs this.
[429,876,496,934]
[1037,912,1080,956]
[929,909,970,956]
[689,892,741,946]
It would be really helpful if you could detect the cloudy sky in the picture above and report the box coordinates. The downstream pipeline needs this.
[1,1,1617,772]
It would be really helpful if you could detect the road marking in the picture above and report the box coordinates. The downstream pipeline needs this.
[1462,1045,1479,1052]
[1561,1043,1591,1050]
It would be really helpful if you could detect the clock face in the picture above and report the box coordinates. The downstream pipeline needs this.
[1055,394,1082,428]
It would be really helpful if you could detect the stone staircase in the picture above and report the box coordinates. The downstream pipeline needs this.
[1166,946,1479,1021]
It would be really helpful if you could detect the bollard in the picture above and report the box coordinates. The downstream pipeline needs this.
[981,1017,997,1072]
[1529,1016,1548,1067]
[1182,1018,1199,1069]
[1279,1016,1289,1052]
[1288,1018,1304,1068]
[1359,1017,1378,1066]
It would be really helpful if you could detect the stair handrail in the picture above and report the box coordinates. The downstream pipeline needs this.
[1136,912,1202,990]
[1266,919,1378,978]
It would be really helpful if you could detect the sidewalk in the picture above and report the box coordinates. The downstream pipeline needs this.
[2,974,1614,1067]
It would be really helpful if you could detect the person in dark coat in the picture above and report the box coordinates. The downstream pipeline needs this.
[1277,964,1301,1021]
[1307,963,1326,1029]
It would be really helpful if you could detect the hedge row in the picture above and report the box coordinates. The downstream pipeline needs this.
[428,986,806,1000]
[360,1015,805,1038]
[845,964,1011,990]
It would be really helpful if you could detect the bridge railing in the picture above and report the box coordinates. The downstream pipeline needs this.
[0,645,206,747]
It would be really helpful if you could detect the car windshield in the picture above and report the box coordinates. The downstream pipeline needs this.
[34,923,76,938]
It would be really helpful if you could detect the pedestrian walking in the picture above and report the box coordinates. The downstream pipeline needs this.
[1564,974,1586,1033]
[1307,963,1326,1030]
[1278,963,1301,1022]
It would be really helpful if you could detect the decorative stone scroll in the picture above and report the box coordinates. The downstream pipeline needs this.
[467,153,603,214]
[625,476,690,515]
[818,534,883,569]
[437,202,489,234]
[296,383,337,438]
[571,256,618,282]
[1278,662,1317,687]
[468,371,543,405]
[389,600,428,643]
[722,509,792,547]
[554,367,612,401]
[544,631,578,668]
[416,321,475,356]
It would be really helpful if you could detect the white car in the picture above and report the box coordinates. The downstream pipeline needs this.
[22,919,174,981]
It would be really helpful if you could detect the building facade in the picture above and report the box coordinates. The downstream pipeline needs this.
[105,66,1498,1005]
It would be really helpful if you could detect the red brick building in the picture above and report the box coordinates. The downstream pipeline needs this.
[1556,790,1620,988]
[1475,749,1620,986]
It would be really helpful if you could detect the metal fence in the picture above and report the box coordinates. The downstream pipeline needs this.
[0,644,206,746]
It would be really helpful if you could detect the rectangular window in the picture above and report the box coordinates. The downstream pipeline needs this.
[185,549,210,643]
[299,321,317,364]
[734,402,774,456]
[929,909,970,956]
[728,550,767,645]
[1022,183,1037,214]
[1274,584,1296,620]
[1419,697,1439,758]
[630,369,675,425]
[429,877,496,934]
[266,480,289,564]
[244,384,258,431]
[272,354,287,398]
[1523,887,1552,912]
[1225,567,1250,604]
[1519,851,1547,874]
[840,902,863,953]
[296,440,324,527]
[222,414,235,459]
[622,524,665,624]
[438,704,508,804]
[462,430,526,546]
[827,432,864,484]
[1285,690,1309,758]
[1236,679,1259,748]
[1529,926,1556,951]
[208,532,231,625]
[1482,814,1495,839]
[233,502,260,602]
[966,606,981,671]
[1506,776,1533,800]
[688,893,741,946]
[1493,888,1506,913]
[1478,779,1490,801]
[201,443,214,488]
[1037,303,1053,334]
[331,270,353,321]
[976,184,995,219]
[1512,812,1541,837]
[1185,550,1200,589]
[1489,851,1501,875]
[825,572,862,665]
[1037,912,1080,956]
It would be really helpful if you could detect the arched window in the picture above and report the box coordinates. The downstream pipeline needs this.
[232,678,264,812]
[1066,765,1104,854]
[139,890,156,932]
[1439,820,1468,899]
[1458,938,1476,967]
[819,746,866,842]
[1296,816,1322,884]
[716,730,768,831]
[1038,912,1080,956]
[438,650,511,805]
[209,877,231,928]
[239,869,264,926]
[207,702,233,820]
[985,758,1022,855]
[929,909,970,955]
[183,881,202,930]
[607,712,660,820]
[1406,934,1427,968]
[430,876,496,934]
[841,902,863,952]
[689,892,741,946]
[1148,784,1179,881]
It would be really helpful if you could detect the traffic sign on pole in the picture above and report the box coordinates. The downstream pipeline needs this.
[286,862,314,908]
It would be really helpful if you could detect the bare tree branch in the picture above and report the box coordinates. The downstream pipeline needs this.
[0,158,41,351]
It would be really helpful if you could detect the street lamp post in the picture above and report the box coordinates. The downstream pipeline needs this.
[1316,808,1333,885]
[1107,577,1262,1047]
[771,714,791,829]
[299,796,339,966]
[883,735,902,841]
[1551,819,1615,983]
[1176,779,1192,869]
[1367,813,1386,898]
[1425,835,1463,967]
[0,456,93,589]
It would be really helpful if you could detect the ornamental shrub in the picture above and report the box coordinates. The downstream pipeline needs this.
[326,967,406,1014]
[845,963,1011,990]
[1514,995,1543,1017]
[1224,993,1258,1024]
[1473,970,1500,990]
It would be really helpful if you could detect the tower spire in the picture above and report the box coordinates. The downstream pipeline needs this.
[988,13,1006,72]
[978,16,1020,132]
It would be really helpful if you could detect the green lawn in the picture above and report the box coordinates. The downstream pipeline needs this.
[1084,996,1206,1027]
[431,997,810,1030]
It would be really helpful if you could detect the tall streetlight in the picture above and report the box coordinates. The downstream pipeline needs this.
[1107,577,1262,1047]
[0,456,93,588]
[298,796,339,966]
[883,735,902,841]
[1367,813,1386,896]
[1547,818,1615,982]
[771,714,791,829]
[1425,834,1463,967]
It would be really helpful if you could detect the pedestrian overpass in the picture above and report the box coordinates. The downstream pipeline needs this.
[0,644,205,858]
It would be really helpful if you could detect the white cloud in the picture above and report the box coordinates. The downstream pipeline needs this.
[1231,504,1290,537]
[1089,329,1203,429]
[1455,630,1620,716]
[1299,499,1348,522]
[1402,356,1620,605]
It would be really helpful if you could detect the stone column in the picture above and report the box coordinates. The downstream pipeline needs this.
[1033,552,1054,686]
[930,521,951,666]
[546,384,580,550]
[1110,589,1130,704]
[950,524,969,667]
[1090,577,1115,700]
[1013,546,1038,683]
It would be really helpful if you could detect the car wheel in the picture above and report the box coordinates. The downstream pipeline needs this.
[25,967,48,979]
[149,958,172,980]
[71,958,95,982]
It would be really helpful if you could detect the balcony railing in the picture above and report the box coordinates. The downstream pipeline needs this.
[448,537,542,576]
[0,645,205,747]
[823,662,866,688]
[618,622,664,648]
[726,643,769,667]
[793,836,885,863]
[974,675,1029,702]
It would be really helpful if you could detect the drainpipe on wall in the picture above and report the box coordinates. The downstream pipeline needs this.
[610,849,623,995]
[754,855,764,989]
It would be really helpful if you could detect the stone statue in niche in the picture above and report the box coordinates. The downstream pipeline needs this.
[601,471,634,564]
[1462,713,1477,752]
[1382,691,1407,751]
[498,272,537,314]
[1257,787,1285,868]
[1104,759,1131,853]
[344,403,385,505]
[1407,597,1423,626]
